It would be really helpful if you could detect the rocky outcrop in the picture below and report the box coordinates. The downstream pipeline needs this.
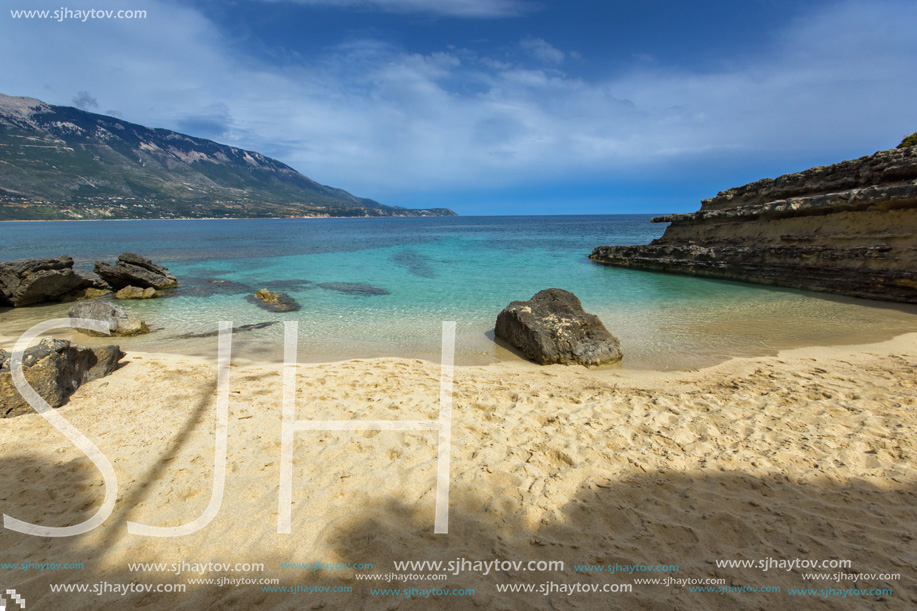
[0,256,98,307]
[95,252,178,290]
[248,288,301,312]
[590,147,917,303]
[68,300,151,336]
[0,338,124,417]
[494,288,623,367]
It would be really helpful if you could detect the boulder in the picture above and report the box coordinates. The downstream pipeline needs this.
[0,256,97,307]
[0,338,124,417]
[247,288,301,312]
[115,286,160,299]
[68,300,151,336]
[494,288,623,367]
[94,252,178,290]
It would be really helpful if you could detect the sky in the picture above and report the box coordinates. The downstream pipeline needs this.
[2,0,915,215]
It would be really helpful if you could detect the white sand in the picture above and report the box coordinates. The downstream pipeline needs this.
[1,334,915,609]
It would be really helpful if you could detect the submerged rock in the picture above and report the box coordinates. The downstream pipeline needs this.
[0,338,125,417]
[494,288,623,367]
[177,278,253,298]
[0,256,98,307]
[317,282,390,296]
[257,279,314,292]
[115,286,160,299]
[248,288,301,312]
[95,252,178,290]
[68,300,151,336]
[60,287,112,302]
[174,321,279,339]
[391,250,436,278]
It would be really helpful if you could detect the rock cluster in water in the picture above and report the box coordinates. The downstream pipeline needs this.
[590,147,917,303]
[495,288,623,367]
[0,256,107,307]
[0,252,177,307]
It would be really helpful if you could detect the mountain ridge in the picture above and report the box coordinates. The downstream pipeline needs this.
[0,93,455,220]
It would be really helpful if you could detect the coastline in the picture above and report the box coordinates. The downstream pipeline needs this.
[1,331,914,608]
[3,314,917,372]
[0,215,450,223]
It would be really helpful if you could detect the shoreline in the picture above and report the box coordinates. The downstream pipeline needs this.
[104,329,917,375]
[3,324,917,374]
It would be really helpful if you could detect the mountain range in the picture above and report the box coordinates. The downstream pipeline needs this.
[0,93,454,220]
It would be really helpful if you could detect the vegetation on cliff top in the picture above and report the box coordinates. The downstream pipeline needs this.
[898,132,917,148]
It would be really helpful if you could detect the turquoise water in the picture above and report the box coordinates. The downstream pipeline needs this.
[2,216,916,369]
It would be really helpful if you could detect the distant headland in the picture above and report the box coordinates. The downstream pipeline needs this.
[0,93,456,221]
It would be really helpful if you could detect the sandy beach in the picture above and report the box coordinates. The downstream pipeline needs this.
[1,332,914,609]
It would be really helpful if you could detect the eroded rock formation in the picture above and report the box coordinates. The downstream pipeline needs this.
[590,147,917,303]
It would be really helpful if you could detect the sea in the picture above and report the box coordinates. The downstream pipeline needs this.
[2,215,916,370]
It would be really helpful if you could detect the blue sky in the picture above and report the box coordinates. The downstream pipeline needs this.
[2,0,915,214]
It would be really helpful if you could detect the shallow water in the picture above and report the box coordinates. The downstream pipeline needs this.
[2,216,916,370]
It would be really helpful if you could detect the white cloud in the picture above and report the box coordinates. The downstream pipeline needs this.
[2,0,916,204]
[260,0,529,18]
[520,37,564,65]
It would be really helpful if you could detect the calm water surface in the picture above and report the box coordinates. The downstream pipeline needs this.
[2,216,916,370]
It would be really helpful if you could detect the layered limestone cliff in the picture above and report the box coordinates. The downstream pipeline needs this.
[590,147,917,303]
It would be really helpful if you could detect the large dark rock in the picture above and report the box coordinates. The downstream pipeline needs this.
[247,288,301,312]
[68,300,151,336]
[0,256,97,307]
[94,252,178,290]
[494,289,623,367]
[0,338,124,417]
